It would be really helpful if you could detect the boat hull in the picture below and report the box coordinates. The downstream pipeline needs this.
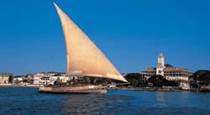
[39,85,107,94]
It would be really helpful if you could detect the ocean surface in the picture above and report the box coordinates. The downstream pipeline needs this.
[0,87,210,115]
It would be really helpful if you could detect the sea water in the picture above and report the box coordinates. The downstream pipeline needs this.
[0,87,210,115]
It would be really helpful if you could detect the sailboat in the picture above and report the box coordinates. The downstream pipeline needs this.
[39,3,127,94]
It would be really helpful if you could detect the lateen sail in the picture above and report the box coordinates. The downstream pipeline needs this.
[54,3,127,82]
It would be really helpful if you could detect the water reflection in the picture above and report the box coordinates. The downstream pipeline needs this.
[60,92,134,115]
[61,94,105,114]
[154,92,167,108]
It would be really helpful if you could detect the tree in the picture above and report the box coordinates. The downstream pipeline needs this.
[124,73,147,87]
[191,70,210,86]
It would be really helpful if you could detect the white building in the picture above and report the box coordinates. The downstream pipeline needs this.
[141,53,193,82]
[0,73,12,84]
[33,72,70,86]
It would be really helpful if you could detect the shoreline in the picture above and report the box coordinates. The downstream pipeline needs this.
[1,84,209,93]
[110,87,209,92]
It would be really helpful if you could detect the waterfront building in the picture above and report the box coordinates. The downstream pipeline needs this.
[33,72,70,86]
[141,53,193,82]
[12,76,23,84]
[0,73,12,84]
[12,74,33,85]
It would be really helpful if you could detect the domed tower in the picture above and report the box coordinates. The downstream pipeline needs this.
[156,53,165,76]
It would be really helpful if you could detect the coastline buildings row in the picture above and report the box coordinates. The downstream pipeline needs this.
[0,53,194,89]
[0,72,70,86]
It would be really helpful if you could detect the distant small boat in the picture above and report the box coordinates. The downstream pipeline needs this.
[39,3,127,94]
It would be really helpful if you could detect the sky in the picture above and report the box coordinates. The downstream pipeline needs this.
[0,0,209,75]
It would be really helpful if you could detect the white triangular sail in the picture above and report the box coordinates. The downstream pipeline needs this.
[54,3,127,82]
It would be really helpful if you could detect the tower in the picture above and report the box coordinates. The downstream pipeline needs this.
[156,53,165,76]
